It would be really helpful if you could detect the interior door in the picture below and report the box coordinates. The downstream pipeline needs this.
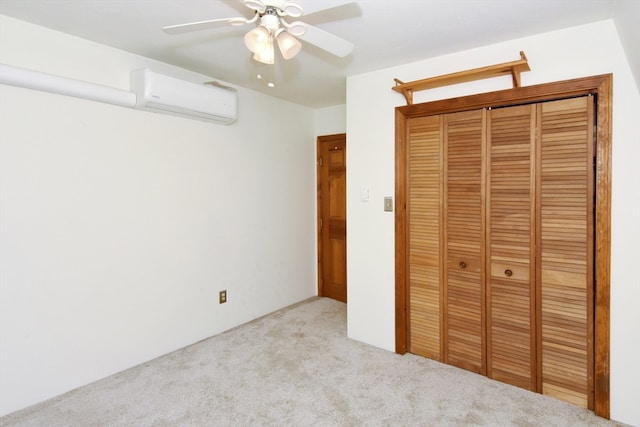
[486,104,537,391]
[406,115,443,360]
[317,134,347,302]
[396,75,612,417]
[537,96,594,408]
[443,110,486,374]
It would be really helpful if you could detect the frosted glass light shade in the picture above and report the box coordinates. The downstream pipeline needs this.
[244,26,270,53]
[276,31,301,60]
[253,37,275,64]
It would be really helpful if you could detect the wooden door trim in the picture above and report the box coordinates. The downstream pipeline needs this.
[317,136,323,297]
[394,74,612,418]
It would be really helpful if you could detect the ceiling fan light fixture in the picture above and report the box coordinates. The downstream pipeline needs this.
[276,31,301,60]
[253,36,275,64]
[244,26,270,53]
[164,1,355,68]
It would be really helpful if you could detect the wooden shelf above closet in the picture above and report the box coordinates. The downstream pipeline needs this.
[392,51,530,105]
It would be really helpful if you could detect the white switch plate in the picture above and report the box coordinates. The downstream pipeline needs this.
[360,187,370,202]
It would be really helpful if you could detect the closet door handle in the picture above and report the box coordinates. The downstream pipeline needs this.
[459,261,467,269]
[504,269,513,277]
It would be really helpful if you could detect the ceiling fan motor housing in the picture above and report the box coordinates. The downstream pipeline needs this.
[260,8,280,33]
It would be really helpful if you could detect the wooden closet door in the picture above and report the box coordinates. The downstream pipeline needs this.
[538,96,594,408]
[443,110,486,374]
[486,105,537,391]
[397,77,610,414]
[406,115,443,360]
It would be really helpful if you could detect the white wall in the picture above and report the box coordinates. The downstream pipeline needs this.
[346,20,640,427]
[0,16,317,416]
[315,105,347,136]
[613,0,640,93]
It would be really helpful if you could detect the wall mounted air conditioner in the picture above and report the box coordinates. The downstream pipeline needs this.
[131,69,237,125]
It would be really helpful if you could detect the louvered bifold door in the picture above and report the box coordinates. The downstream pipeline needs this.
[537,96,594,408]
[407,115,443,360]
[443,110,486,374]
[486,105,537,391]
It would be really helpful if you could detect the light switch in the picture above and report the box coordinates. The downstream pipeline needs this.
[360,187,370,202]
[384,196,393,212]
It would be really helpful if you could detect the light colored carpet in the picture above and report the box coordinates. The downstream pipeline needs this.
[1,297,625,426]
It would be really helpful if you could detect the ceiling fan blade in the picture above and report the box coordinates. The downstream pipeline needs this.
[297,0,357,17]
[162,17,248,35]
[296,23,354,57]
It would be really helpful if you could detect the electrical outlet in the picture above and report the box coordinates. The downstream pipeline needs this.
[219,290,227,304]
[384,196,393,212]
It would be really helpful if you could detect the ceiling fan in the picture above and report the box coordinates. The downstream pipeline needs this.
[163,0,355,65]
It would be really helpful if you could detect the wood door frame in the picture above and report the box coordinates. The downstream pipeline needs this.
[394,74,612,418]
[317,133,347,301]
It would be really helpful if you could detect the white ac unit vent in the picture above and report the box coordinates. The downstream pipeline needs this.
[131,69,237,125]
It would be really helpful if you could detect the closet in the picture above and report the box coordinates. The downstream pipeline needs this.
[401,95,595,408]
